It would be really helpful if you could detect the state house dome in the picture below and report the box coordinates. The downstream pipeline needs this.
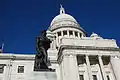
[49,5,87,37]
[50,5,83,30]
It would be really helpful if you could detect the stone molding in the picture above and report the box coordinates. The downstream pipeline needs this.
[0,54,35,60]
[57,45,120,63]
[59,45,120,53]
[58,45,120,56]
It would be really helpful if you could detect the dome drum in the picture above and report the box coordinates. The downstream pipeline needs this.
[51,27,86,39]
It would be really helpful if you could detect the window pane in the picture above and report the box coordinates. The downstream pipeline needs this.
[107,75,110,80]
[69,31,73,35]
[93,75,97,80]
[63,31,67,36]
[79,75,84,80]
[57,32,61,36]
[79,33,82,37]
[89,56,99,65]
[102,56,110,65]
[0,64,5,73]
[75,32,78,37]
[18,66,24,73]
[77,55,86,65]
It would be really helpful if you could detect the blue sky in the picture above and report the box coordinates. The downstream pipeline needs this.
[0,0,120,53]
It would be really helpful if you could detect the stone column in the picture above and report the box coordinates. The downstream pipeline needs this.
[61,31,63,36]
[86,55,92,80]
[5,59,12,80]
[56,33,59,47]
[61,54,79,80]
[82,34,84,38]
[67,30,69,37]
[52,35,56,49]
[111,56,120,80]
[78,32,80,38]
[98,56,107,80]
[73,31,75,37]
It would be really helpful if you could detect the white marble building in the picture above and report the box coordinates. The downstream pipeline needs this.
[0,5,120,80]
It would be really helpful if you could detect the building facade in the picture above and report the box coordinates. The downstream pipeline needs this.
[0,5,120,80]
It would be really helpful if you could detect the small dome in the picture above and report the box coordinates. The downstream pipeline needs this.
[50,13,77,26]
[90,32,103,39]
[90,32,99,37]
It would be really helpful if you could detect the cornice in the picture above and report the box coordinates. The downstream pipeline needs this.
[57,45,120,61]
[59,45,120,52]
[0,54,35,60]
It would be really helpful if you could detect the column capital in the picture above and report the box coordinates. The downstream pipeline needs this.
[98,55,102,58]
[64,54,76,57]
[85,55,90,57]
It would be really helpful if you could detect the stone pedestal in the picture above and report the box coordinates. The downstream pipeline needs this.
[28,71,57,80]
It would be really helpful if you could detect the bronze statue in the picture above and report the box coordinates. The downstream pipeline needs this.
[34,30,51,71]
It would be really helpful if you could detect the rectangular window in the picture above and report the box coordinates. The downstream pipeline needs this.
[69,31,73,35]
[63,31,67,36]
[107,75,110,80]
[0,64,5,73]
[93,75,97,80]
[79,33,82,37]
[89,56,99,65]
[79,75,84,80]
[75,31,78,37]
[77,55,86,65]
[102,56,110,65]
[57,32,61,36]
[18,66,24,73]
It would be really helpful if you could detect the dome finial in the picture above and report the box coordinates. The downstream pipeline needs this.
[60,4,65,14]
